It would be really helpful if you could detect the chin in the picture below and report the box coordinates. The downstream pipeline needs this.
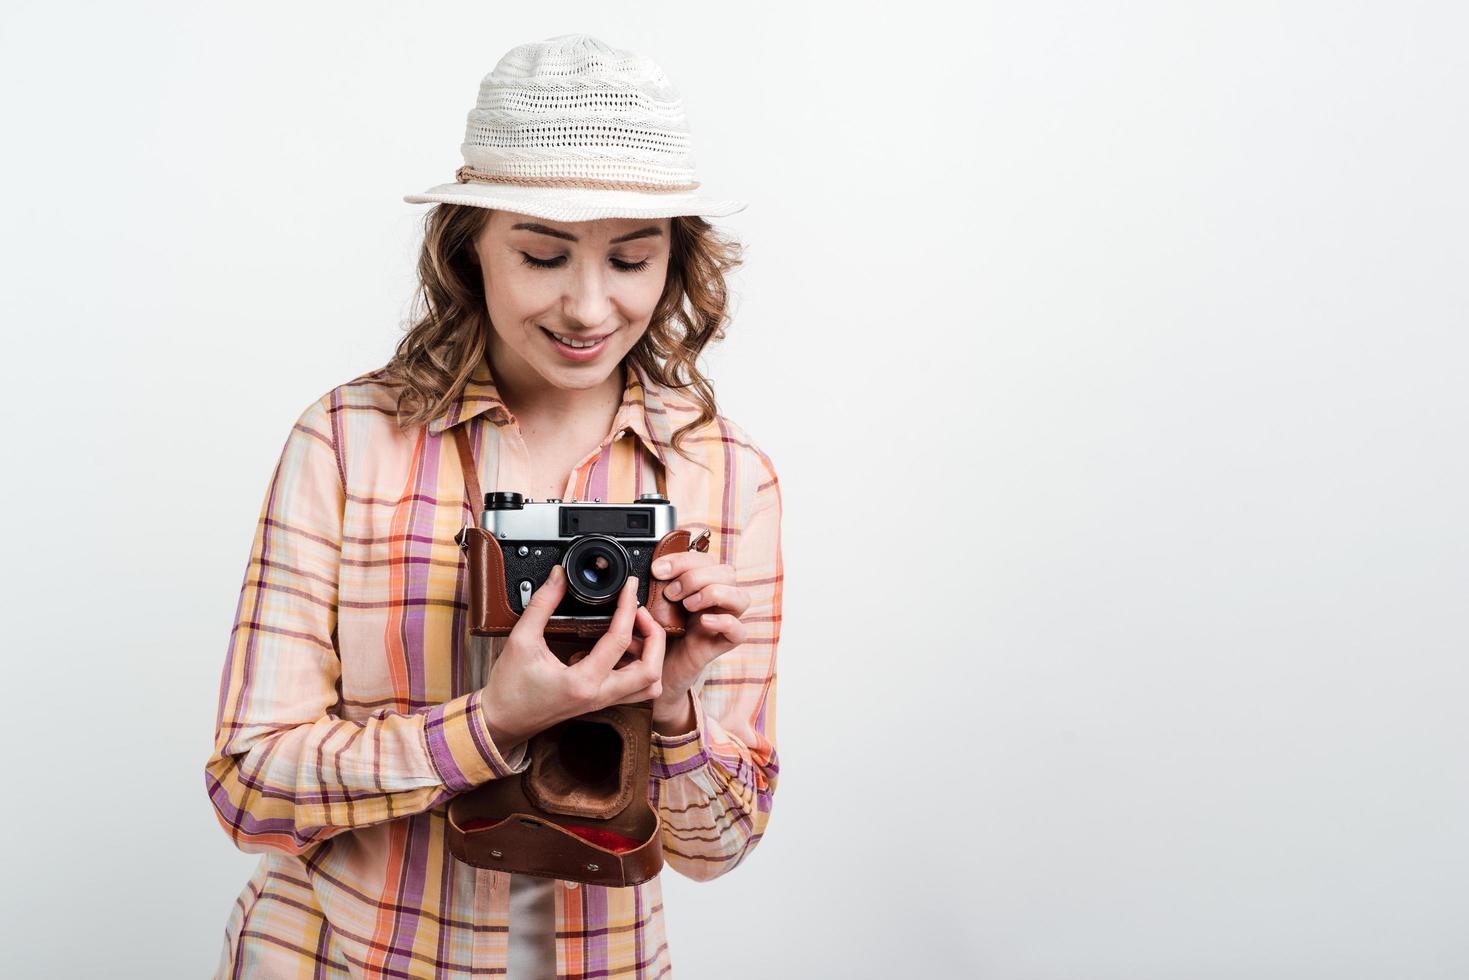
[538,356,620,387]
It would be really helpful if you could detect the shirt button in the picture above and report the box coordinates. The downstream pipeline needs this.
[565,880,579,889]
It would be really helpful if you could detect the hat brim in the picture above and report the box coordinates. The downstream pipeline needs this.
[402,180,748,221]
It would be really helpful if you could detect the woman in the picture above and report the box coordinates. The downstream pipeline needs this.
[204,35,783,979]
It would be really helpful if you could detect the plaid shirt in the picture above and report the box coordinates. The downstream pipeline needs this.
[205,355,782,978]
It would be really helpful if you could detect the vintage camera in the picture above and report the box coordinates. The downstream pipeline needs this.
[448,488,701,885]
[454,490,708,638]
[482,490,677,615]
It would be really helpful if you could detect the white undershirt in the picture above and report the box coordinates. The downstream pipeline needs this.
[474,634,559,978]
[507,874,557,978]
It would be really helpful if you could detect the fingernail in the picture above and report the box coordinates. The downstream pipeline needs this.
[551,565,563,582]
[653,559,671,576]
[628,575,639,592]
[665,581,681,599]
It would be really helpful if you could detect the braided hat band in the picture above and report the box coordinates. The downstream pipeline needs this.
[404,34,746,221]
[453,166,700,194]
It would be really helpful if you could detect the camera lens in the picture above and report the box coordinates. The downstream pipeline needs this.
[562,535,630,604]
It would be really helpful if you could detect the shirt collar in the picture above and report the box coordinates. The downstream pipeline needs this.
[426,355,673,467]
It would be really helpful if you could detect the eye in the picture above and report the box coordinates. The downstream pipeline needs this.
[518,253,652,273]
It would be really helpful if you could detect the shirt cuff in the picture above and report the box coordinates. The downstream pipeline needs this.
[649,687,712,779]
[500,735,529,772]
[423,689,532,792]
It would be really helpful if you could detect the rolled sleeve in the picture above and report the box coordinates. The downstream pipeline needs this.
[650,687,713,779]
[647,448,782,881]
[424,688,533,792]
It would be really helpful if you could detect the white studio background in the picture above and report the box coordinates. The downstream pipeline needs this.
[2,2,1466,977]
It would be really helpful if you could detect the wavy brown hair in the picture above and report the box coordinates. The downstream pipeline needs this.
[378,204,744,462]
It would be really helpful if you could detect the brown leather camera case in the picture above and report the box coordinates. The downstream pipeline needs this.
[446,702,665,887]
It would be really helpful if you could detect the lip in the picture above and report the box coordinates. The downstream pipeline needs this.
[540,325,613,362]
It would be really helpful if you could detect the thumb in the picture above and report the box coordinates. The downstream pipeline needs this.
[515,564,566,635]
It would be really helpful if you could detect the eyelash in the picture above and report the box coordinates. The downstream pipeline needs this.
[519,253,651,273]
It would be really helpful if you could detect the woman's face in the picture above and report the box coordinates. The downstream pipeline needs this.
[474,209,672,391]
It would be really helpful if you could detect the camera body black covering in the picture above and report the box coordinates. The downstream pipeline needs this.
[480,490,678,618]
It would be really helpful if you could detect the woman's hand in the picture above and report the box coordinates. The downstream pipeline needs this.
[557,550,753,736]
[642,549,752,731]
[479,565,666,753]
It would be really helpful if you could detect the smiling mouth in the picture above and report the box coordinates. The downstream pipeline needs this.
[540,325,614,349]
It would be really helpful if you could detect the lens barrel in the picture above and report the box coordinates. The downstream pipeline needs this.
[561,535,631,604]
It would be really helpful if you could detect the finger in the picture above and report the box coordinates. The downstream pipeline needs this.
[606,606,666,701]
[612,680,664,705]
[573,576,640,675]
[661,562,734,602]
[609,641,641,669]
[514,563,567,636]
[611,609,652,664]
[612,681,662,705]
[697,612,749,647]
[677,583,750,616]
[631,604,666,676]
[650,550,715,582]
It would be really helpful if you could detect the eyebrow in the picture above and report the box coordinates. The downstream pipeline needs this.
[510,222,664,244]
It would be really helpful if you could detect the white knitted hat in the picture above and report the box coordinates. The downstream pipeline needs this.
[403,34,748,222]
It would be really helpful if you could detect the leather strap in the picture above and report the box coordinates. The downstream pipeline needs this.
[453,424,483,521]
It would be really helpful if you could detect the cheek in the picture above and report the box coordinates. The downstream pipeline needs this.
[625,269,669,314]
[485,263,555,321]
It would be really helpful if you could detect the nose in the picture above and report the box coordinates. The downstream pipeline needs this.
[562,257,615,330]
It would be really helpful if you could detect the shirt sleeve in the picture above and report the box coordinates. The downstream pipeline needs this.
[204,396,530,857]
[648,454,783,881]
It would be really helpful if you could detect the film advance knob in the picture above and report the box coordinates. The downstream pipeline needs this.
[484,491,524,510]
